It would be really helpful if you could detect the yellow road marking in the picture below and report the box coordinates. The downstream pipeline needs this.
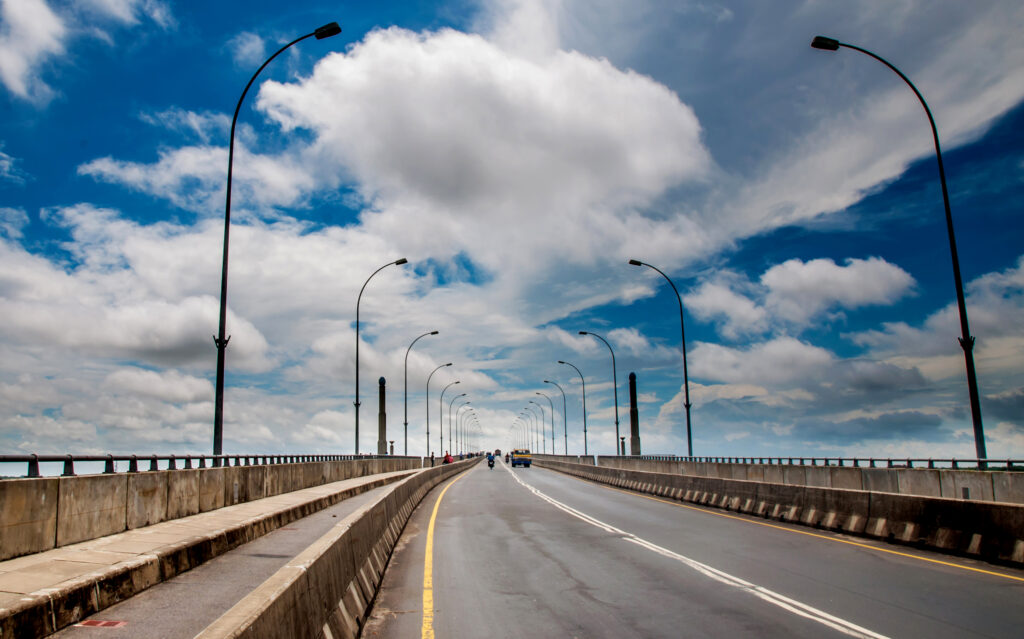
[561,471,1024,584]
[422,470,471,639]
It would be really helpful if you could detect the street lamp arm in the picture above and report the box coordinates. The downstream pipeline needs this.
[404,330,438,455]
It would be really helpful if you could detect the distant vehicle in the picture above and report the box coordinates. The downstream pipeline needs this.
[494,449,502,457]
[510,449,532,468]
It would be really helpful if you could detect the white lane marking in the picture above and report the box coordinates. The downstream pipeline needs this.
[504,465,889,639]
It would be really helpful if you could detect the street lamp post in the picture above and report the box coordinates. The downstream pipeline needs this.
[558,361,588,455]
[544,380,568,455]
[536,392,555,455]
[426,363,452,457]
[628,260,693,457]
[810,35,987,462]
[580,331,620,455]
[529,400,546,454]
[456,404,472,453]
[448,394,467,454]
[440,381,460,454]
[404,331,438,455]
[212,21,342,456]
[355,258,408,454]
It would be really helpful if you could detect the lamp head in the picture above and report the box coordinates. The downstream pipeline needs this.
[578,331,588,335]
[811,36,840,51]
[557,360,566,364]
[444,362,452,367]
[628,259,643,266]
[394,257,408,266]
[430,330,439,335]
[543,379,550,383]
[315,22,342,39]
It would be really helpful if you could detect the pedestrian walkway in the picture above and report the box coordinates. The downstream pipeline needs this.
[0,468,418,637]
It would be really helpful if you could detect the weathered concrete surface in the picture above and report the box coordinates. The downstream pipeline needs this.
[199,468,226,513]
[0,478,58,559]
[56,475,128,547]
[993,472,1024,504]
[166,469,200,520]
[896,469,942,498]
[0,469,417,638]
[942,470,994,501]
[534,458,1024,568]
[127,472,168,529]
[194,459,477,639]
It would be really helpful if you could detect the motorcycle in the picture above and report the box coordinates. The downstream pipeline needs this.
[487,457,495,469]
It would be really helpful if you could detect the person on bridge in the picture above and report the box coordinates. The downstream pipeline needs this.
[443,450,453,464]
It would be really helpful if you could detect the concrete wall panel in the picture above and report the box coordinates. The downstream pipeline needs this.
[828,467,863,490]
[946,471,994,501]
[895,469,941,498]
[762,466,785,484]
[166,469,199,519]
[992,472,1024,503]
[862,468,898,494]
[0,477,58,560]
[127,472,168,529]
[198,468,226,513]
[782,466,807,486]
[56,474,128,547]
[804,467,831,488]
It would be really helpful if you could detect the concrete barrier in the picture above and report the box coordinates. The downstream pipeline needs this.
[0,458,422,561]
[585,457,1024,505]
[196,457,478,639]
[534,458,1024,567]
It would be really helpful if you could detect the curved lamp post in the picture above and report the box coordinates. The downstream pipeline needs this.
[544,380,568,454]
[536,392,555,455]
[628,259,693,457]
[440,381,460,454]
[580,331,620,455]
[529,401,546,454]
[426,363,452,456]
[213,21,342,456]
[404,330,438,455]
[448,393,467,453]
[456,404,472,453]
[810,35,986,462]
[355,258,408,454]
[558,360,588,455]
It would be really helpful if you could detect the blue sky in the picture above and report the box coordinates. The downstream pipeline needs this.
[1,0,1023,461]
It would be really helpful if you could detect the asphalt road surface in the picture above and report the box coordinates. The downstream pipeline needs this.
[363,461,1024,638]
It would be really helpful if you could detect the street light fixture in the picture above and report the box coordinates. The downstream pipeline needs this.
[440,381,460,454]
[536,392,555,455]
[426,363,452,456]
[580,331,620,455]
[212,21,342,456]
[355,258,408,453]
[448,393,467,453]
[628,259,693,457]
[810,35,987,462]
[544,380,568,455]
[404,331,438,455]
[558,361,589,455]
[529,400,546,454]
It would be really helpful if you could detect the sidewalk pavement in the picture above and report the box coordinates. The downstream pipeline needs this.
[0,468,418,638]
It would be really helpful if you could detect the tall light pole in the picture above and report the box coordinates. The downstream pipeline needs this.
[448,394,466,454]
[440,381,460,454]
[426,363,452,457]
[355,258,408,453]
[404,330,438,455]
[456,404,472,453]
[628,260,693,457]
[544,380,568,455]
[580,331,620,455]
[528,400,546,454]
[536,392,555,455]
[212,21,342,456]
[810,35,987,462]
[558,360,588,455]
[520,412,535,452]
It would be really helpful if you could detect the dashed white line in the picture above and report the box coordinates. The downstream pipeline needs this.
[504,464,890,639]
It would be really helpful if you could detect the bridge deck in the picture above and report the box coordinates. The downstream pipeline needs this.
[0,468,416,637]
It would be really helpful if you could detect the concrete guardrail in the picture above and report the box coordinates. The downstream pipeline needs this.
[0,458,422,562]
[534,458,1024,567]
[196,457,479,639]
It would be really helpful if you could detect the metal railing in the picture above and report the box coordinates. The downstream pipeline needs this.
[618,455,1021,471]
[0,453,417,478]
